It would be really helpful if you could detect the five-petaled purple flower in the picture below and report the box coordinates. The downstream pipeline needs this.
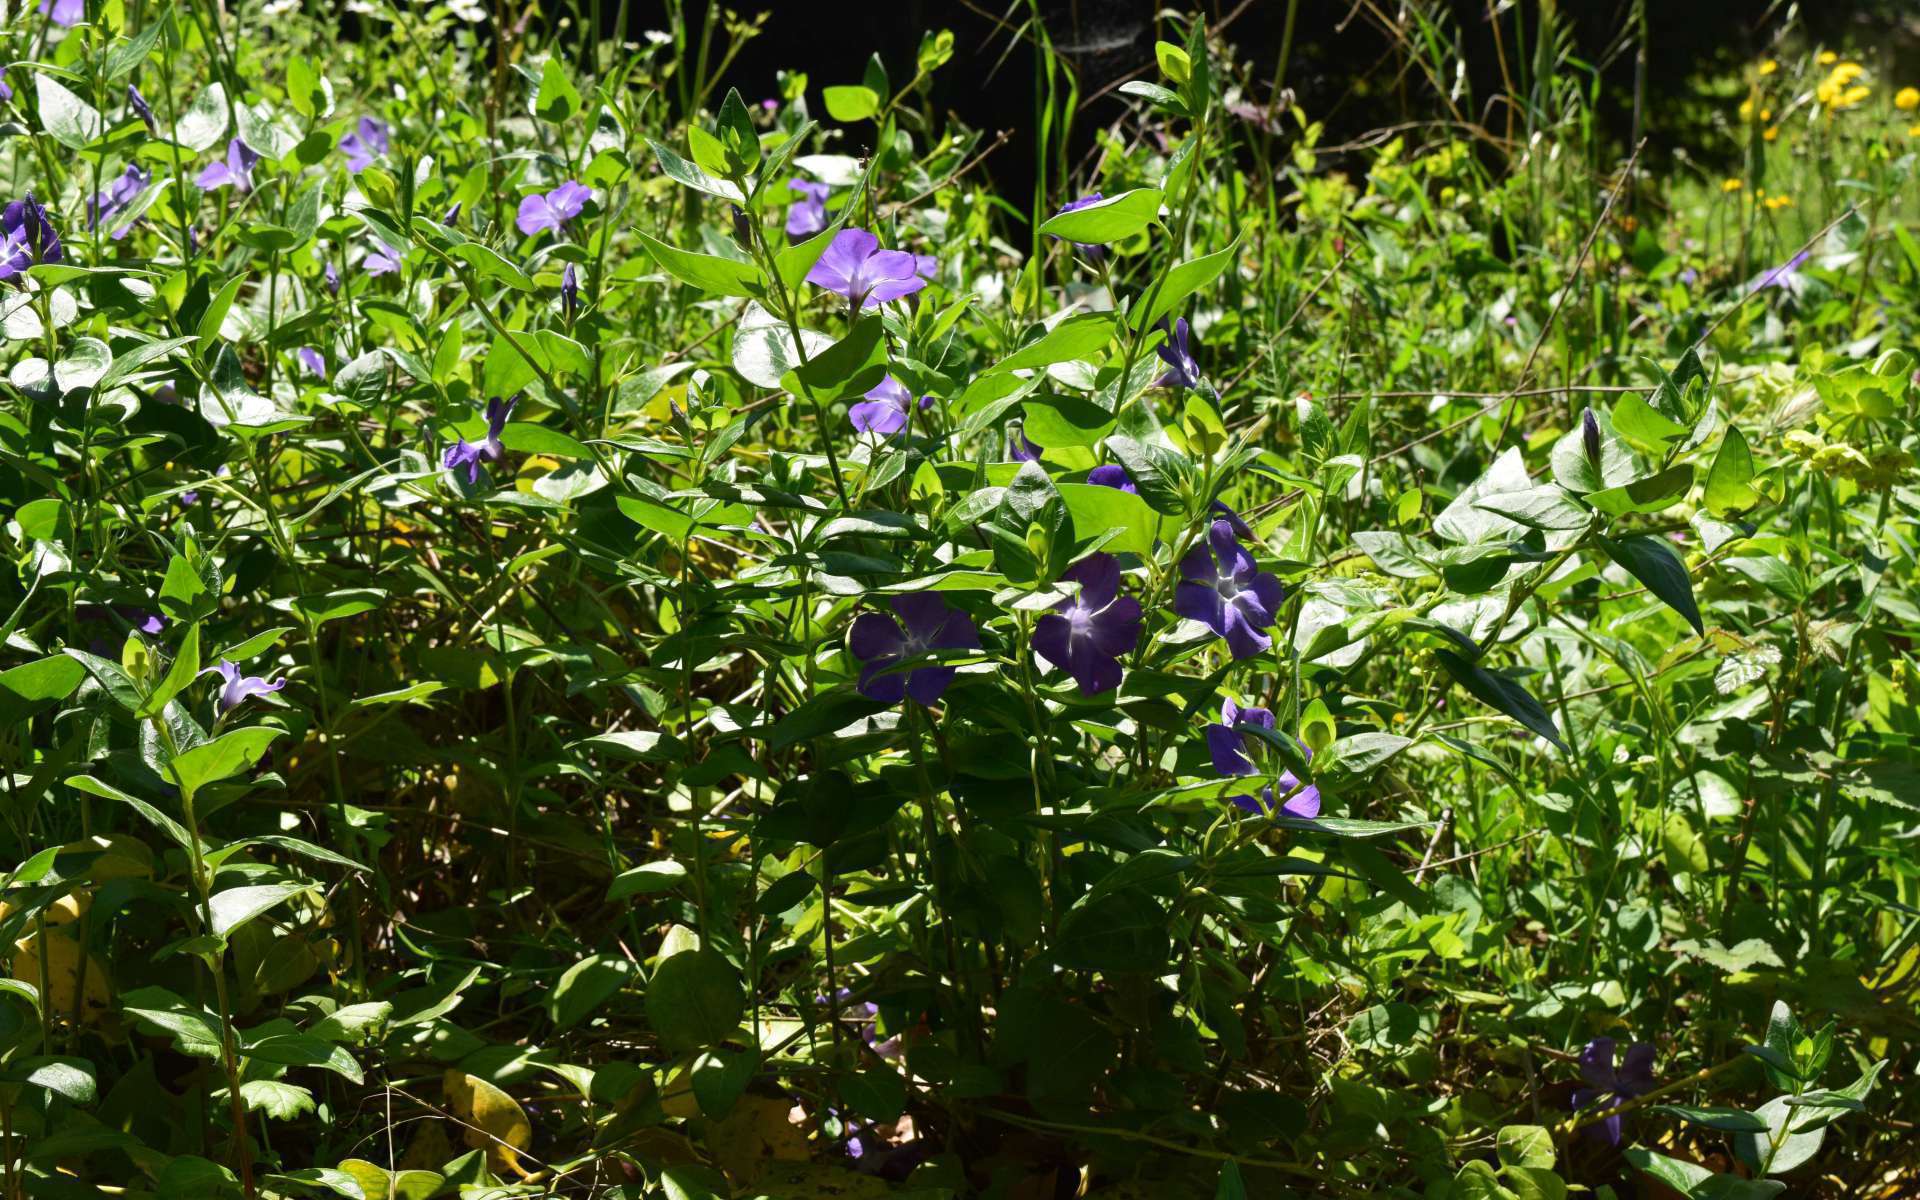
[363,240,402,277]
[41,0,84,25]
[849,375,931,437]
[1154,317,1202,390]
[207,659,286,714]
[196,138,260,193]
[516,180,592,236]
[442,395,518,484]
[1052,192,1105,254]
[1753,249,1810,293]
[849,594,978,705]
[1174,519,1283,660]
[128,84,156,133]
[1087,464,1136,493]
[806,229,929,310]
[339,116,390,173]
[785,178,831,240]
[88,165,149,237]
[561,262,579,318]
[1572,1038,1656,1146]
[297,347,326,379]
[1,195,63,280]
[1206,698,1321,818]
[1033,554,1142,696]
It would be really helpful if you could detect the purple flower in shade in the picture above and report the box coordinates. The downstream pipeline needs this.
[196,138,260,193]
[515,180,592,236]
[1032,553,1143,696]
[1174,519,1283,660]
[785,178,831,240]
[338,116,390,172]
[179,463,229,508]
[1008,425,1042,462]
[1206,698,1321,818]
[323,261,340,296]
[1087,464,1136,493]
[442,395,518,484]
[206,659,286,714]
[128,84,156,133]
[134,611,164,636]
[561,262,579,319]
[0,79,11,103]
[849,594,978,706]
[363,240,402,276]
[88,164,149,236]
[849,374,931,437]
[1154,317,1201,390]
[296,347,326,379]
[0,195,63,280]
[41,0,84,25]
[806,229,929,310]
[1679,267,1698,286]
[1753,249,1810,293]
[1572,1038,1656,1146]
[1051,192,1105,254]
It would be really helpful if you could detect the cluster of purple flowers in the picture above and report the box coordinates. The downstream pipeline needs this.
[1174,517,1283,660]
[850,595,978,705]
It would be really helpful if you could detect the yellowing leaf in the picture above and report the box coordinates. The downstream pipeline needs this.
[12,929,112,1023]
[706,1093,807,1186]
[443,1069,533,1175]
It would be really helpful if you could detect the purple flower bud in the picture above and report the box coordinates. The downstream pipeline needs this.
[338,116,390,173]
[1153,317,1201,390]
[324,261,341,296]
[128,84,157,133]
[561,262,579,318]
[849,375,932,438]
[1582,408,1602,467]
[0,194,63,280]
[297,347,326,379]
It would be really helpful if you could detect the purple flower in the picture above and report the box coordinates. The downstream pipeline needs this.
[41,0,83,25]
[296,347,326,379]
[206,659,286,714]
[1753,249,1810,293]
[1206,699,1320,818]
[1210,500,1254,540]
[806,229,929,310]
[442,395,518,484]
[128,84,156,133]
[849,594,978,705]
[1052,192,1105,254]
[324,261,340,295]
[849,375,931,437]
[363,240,402,276]
[339,116,390,172]
[1572,1038,1656,1146]
[1008,426,1042,463]
[1087,464,1136,493]
[785,178,831,240]
[1154,317,1201,390]
[135,611,165,636]
[88,164,149,236]
[444,202,462,225]
[1679,267,1698,286]
[196,138,260,193]
[561,262,579,318]
[0,195,63,280]
[1032,554,1142,696]
[0,79,11,104]
[1174,519,1283,660]
[515,180,591,236]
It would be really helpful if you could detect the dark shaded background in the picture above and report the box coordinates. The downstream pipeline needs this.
[609,0,1920,203]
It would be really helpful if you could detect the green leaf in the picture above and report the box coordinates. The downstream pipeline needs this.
[534,57,582,123]
[11,1057,97,1105]
[608,860,689,899]
[648,138,745,204]
[169,726,284,795]
[1495,1125,1556,1169]
[1433,648,1566,752]
[0,654,87,727]
[646,950,742,1051]
[1649,1105,1769,1133]
[782,314,886,400]
[1596,534,1703,635]
[210,882,315,938]
[174,83,230,151]
[1705,426,1761,516]
[1023,395,1116,448]
[1037,188,1163,244]
[635,232,765,298]
[822,85,881,122]
[449,242,536,292]
[548,954,633,1030]
[35,75,104,150]
[197,274,247,347]
[242,1079,317,1120]
[989,313,1116,375]
[136,622,201,718]
[571,730,688,761]
[1134,238,1239,332]
[1058,482,1156,556]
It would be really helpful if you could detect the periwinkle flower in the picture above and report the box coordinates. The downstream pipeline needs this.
[848,594,978,705]
[1174,519,1283,660]
[1154,317,1201,390]
[515,180,592,236]
[1051,192,1104,255]
[128,84,157,133]
[1754,249,1810,293]
[806,229,929,310]
[1206,699,1320,818]
[849,374,930,437]
[1,195,63,280]
[1572,1038,1656,1146]
[296,347,326,379]
[363,240,403,277]
[1032,553,1142,696]
[561,262,579,319]
[444,202,462,225]
[0,80,11,103]
[207,659,286,714]
[196,138,260,193]
[339,116,390,172]
[442,395,518,484]
[1087,464,1136,493]
[41,0,83,25]
[1210,499,1254,540]
[324,261,341,295]
[785,178,831,240]
[1008,425,1042,463]
[88,164,149,236]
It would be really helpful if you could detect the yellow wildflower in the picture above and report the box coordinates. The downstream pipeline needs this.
[1837,85,1871,109]
[1831,62,1864,86]
[1818,51,1838,65]
[1897,86,1920,111]
[1722,178,1744,193]
[1765,194,1791,210]
[1759,59,1778,76]
[1910,123,1920,137]
[1739,98,1755,121]
[1764,126,1780,141]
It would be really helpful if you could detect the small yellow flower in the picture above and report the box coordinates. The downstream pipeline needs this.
[1897,86,1920,111]
[1722,178,1744,192]
[1765,194,1791,210]
[1738,98,1755,120]
[1831,62,1864,86]
[1817,80,1837,105]
[1910,123,1920,137]
[1838,85,1871,109]
[1818,50,1838,65]
[1760,108,1772,122]
[1764,125,1780,141]
[1759,59,1779,76]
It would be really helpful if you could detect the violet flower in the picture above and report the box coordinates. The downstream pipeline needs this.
[128,84,157,133]
[41,0,83,25]
[848,594,978,705]
[1008,425,1042,463]
[339,116,390,172]
[1154,317,1201,390]
[0,195,63,280]
[785,178,831,240]
[88,164,149,236]
[561,262,579,319]
[1206,698,1320,818]
[442,395,518,484]
[1174,519,1283,660]
[515,180,592,236]
[296,347,326,379]
[1032,553,1142,696]
[1753,249,1810,293]
[1572,1038,1656,1146]
[0,80,11,104]
[1051,192,1105,255]
[196,138,260,193]
[324,262,341,295]
[806,229,929,310]
[1210,499,1254,540]
[363,240,402,276]
[206,659,286,714]
[1087,464,1136,493]
[849,375,931,437]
